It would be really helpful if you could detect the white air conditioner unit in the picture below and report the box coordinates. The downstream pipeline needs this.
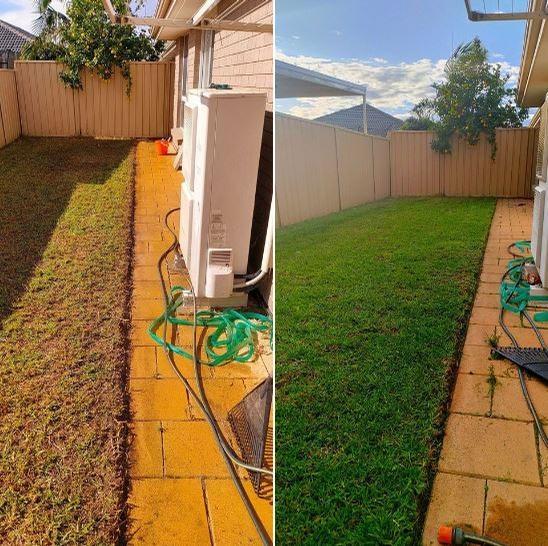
[533,95,548,287]
[181,97,199,186]
[179,88,266,305]
[532,184,546,267]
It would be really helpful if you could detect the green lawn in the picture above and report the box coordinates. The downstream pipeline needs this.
[0,138,134,544]
[275,198,496,545]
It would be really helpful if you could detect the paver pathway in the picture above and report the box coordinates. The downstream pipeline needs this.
[128,142,273,545]
[423,199,548,546]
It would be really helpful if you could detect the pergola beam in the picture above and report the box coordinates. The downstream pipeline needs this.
[102,0,272,33]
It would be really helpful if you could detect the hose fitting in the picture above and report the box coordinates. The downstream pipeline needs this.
[437,526,506,546]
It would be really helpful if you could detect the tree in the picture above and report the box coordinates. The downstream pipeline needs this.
[408,38,528,157]
[401,98,436,130]
[21,0,164,93]
[20,0,68,60]
[31,0,69,38]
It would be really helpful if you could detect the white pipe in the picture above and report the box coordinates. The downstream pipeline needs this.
[233,196,274,289]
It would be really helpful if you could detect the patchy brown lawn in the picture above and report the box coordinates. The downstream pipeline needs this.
[0,138,134,544]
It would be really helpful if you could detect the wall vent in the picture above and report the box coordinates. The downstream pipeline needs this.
[208,248,232,267]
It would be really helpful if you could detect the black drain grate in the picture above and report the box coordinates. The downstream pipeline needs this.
[492,346,548,382]
[228,377,273,496]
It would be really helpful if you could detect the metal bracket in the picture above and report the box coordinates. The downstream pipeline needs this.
[465,0,548,21]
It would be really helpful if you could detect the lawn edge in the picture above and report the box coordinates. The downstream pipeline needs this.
[116,142,137,545]
[412,197,498,543]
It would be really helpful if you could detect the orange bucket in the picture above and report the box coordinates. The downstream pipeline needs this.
[155,139,169,155]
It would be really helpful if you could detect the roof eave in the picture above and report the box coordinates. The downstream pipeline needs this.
[517,0,546,106]
[151,0,173,39]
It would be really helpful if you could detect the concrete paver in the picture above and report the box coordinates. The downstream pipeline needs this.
[423,473,486,546]
[485,480,548,545]
[128,143,272,545]
[129,479,211,544]
[423,199,547,545]
[439,414,539,485]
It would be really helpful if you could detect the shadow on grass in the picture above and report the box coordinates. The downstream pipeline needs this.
[0,137,132,325]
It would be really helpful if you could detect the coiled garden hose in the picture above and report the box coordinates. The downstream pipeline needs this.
[438,525,506,546]
[498,241,548,448]
[151,207,272,546]
[148,286,272,366]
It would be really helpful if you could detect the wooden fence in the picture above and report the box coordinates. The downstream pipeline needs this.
[277,122,538,227]
[390,129,537,198]
[0,69,21,148]
[15,61,174,138]
[276,114,390,226]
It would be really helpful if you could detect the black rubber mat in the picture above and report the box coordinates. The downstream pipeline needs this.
[228,377,272,495]
[493,346,548,383]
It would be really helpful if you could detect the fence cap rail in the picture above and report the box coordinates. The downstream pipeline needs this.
[276,111,390,141]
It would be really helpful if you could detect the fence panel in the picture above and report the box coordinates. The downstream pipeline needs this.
[373,138,391,199]
[390,131,441,196]
[0,69,21,147]
[15,62,79,136]
[391,128,537,198]
[276,114,392,226]
[275,115,340,226]
[336,128,375,209]
[15,61,174,138]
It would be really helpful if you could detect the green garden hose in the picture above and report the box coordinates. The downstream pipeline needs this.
[498,240,548,448]
[147,286,272,366]
[499,242,548,318]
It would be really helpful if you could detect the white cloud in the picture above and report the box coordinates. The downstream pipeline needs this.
[291,35,300,40]
[330,30,342,36]
[276,51,521,120]
[492,52,505,59]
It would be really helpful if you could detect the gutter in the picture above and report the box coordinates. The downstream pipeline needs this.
[518,0,545,105]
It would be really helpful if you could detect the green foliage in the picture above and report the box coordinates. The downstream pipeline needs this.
[401,97,437,130]
[20,0,68,60]
[21,0,164,93]
[412,38,528,158]
[20,34,66,61]
[401,116,436,130]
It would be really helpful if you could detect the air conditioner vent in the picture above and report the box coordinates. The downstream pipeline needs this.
[208,248,232,267]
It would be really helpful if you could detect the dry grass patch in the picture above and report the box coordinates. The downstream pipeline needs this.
[0,138,134,544]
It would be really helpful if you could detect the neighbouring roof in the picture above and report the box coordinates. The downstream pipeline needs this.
[276,60,366,98]
[315,103,404,137]
[0,19,34,54]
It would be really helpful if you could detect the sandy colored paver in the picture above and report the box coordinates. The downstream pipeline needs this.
[128,142,272,545]
[423,199,548,546]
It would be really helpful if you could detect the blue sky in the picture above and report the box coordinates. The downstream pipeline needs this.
[0,0,155,33]
[276,0,528,120]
